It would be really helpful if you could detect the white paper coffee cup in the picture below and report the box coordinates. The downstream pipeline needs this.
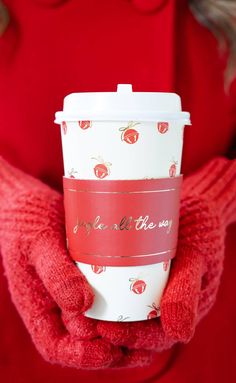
[55,84,190,322]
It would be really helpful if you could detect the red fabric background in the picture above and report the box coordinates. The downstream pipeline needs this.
[0,0,236,381]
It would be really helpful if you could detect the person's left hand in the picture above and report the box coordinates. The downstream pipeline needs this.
[97,158,236,355]
[0,157,153,369]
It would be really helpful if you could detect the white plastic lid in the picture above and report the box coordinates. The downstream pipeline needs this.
[55,84,191,124]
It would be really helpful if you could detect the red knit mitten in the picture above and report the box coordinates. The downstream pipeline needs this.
[97,157,236,352]
[0,158,128,369]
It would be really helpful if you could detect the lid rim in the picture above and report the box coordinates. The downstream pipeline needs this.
[55,111,191,124]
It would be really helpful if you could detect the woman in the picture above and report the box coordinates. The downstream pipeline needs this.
[0,0,236,382]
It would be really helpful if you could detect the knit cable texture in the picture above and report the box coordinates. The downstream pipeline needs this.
[0,156,235,369]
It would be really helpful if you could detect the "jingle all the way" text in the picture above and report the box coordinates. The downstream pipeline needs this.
[73,215,173,236]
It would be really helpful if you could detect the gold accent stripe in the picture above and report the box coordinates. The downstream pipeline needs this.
[67,188,176,194]
[73,248,176,259]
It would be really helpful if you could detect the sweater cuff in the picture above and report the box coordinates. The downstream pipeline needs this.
[0,157,63,237]
[182,157,236,226]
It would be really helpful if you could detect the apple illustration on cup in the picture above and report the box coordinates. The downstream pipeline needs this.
[119,121,140,144]
[163,260,170,271]
[169,159,178,177]
[92,156,112,179]
[78,120,92,130]
[129,278,147,294]
[62,121,67,135]
[147,303,160,320]
[157,121,169,134]
[91,265,106,274]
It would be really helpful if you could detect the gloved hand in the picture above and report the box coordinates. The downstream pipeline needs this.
[1,156,235,369]
[0,158,128,369]
[97,157,236,352]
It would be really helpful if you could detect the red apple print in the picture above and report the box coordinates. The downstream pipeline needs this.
[62,121,67,135]
[92,156,112,179]
[169,160,178,177]
[91,265,106,274]
[78,120,92,130]
[157,122,169,134]
[94,163,108,179]
[147,310,158,320]
[123,128,139,144]
[147,303,160,320]
[122,128,139,144]
[119,121,140,144]
[129,278,146,294]
[163,260,170,271]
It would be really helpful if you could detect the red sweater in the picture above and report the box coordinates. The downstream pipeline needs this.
[0,0,236,382]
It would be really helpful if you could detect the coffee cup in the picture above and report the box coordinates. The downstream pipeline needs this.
[55,84,190,321]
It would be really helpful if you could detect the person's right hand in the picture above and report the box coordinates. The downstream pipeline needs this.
[0,158,152,369]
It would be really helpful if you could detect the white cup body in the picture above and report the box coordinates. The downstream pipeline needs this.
[60,119,184,321]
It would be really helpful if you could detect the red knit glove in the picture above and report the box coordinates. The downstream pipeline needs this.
[1,157,236,369]
[97,157,236,352]
[0,158,128,369]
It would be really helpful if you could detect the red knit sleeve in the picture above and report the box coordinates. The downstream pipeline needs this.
[181,157,236,228]
[179,156,236,319]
